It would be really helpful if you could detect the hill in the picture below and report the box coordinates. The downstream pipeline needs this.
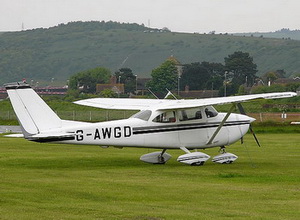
[0,21,300,85]
[234,28,300,40]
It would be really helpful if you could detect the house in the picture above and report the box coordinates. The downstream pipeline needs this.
[273,77,300,85]
[179,90,219,98]
[0,85,67,99]
[96,76,124,94]
[136,78,151,95]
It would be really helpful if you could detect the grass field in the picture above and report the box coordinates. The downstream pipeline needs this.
[0,133,299,220]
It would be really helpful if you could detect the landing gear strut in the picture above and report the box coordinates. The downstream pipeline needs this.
[219,146,226,154]
[158,149,167,164]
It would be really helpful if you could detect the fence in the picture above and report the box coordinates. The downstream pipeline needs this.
[248,113,300,123]
[1,111,299,123]
[0,110,136,122]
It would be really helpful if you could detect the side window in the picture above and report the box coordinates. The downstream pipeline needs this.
[152,111,176,123]
[204,106,218,118]
[179,108,202,121]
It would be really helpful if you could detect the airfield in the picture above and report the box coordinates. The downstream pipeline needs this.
[0,133,299,219]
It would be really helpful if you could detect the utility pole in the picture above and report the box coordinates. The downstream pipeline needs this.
[135,75,138,95]
[177,76,181,96]
[224,71,227,97]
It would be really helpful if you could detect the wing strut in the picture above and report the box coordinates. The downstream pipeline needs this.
[206,104,236,145]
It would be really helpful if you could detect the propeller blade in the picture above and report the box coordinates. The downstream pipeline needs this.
[237,103,261,147]
[249,124,261,147]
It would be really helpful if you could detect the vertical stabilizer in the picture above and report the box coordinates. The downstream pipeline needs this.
[5,82,62,136]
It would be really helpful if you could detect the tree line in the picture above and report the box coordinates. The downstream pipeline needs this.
[68,51,299,98]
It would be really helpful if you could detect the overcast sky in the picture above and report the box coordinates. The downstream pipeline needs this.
[1,0,299,33]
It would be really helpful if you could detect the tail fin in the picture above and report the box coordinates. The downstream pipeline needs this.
[5,82,62,137]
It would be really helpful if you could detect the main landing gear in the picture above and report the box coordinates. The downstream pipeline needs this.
[140,146,238,165]
[211,146,238,164]
[177,147,210,166]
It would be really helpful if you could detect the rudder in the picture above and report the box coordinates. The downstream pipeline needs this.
[5,82,62,137]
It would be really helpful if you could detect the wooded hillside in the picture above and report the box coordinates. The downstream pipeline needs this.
[0,21,299,85]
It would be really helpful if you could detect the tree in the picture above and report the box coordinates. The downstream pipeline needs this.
[146,60,178,94]
[180,62,210,90]
[237,85,247,95]
[69,67,111,93]
[262,71,280,84]
[275,69,286,78]
[100,89,117,98]
[251,84,286,94]
[262,69,286,84]
[224,51,258,95]
[286,82,300,92]
[199,62,225,90]
[180,62,224,91]
[114,68,136,94]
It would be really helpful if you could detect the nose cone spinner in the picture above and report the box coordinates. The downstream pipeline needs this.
[239,114,256,123]
[248,116,256,123]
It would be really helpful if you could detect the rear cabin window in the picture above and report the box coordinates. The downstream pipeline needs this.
[152,111,176,123]
[179,108,202,121]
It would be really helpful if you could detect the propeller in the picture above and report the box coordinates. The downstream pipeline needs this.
[237,103,261,147]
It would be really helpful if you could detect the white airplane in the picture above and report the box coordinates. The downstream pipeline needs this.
[5,82,297,166]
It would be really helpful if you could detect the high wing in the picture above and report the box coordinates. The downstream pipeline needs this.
[74,98,167,110]
[74,92,297,110]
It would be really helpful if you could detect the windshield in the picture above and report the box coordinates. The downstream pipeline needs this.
[204,106,218,118]
[131,110,152,121]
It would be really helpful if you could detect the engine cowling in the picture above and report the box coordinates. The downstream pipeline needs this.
[177,152,210,166]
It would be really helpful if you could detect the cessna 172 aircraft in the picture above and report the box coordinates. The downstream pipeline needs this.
[5,82,297,165]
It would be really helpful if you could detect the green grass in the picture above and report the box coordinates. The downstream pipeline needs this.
[0,133,299,219]
[253,124,300,133]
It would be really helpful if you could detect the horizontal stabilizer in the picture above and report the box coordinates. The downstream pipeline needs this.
[28,133,75,143]
[4,134,24,138]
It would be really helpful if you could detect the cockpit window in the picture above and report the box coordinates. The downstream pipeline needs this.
[131,110,152,121]
[152,111,176,123]
[204,106,218,118]
[179,108,202,121]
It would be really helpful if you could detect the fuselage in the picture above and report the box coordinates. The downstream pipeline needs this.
[51,106,254,150]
